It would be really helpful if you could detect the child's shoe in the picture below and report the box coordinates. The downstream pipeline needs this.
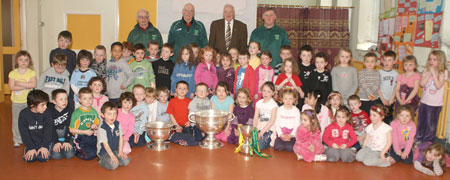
[313,154,327,161]
[295,153,303,160]
[13,143,21,148]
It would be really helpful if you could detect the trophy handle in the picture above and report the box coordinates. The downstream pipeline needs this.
[227,112,235,122]
[188,112,196,123]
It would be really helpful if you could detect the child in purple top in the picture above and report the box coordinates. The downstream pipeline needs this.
[228,88,254,144]
[216,53,235,94]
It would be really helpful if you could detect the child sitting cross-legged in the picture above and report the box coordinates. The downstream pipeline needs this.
[97,102,130,170]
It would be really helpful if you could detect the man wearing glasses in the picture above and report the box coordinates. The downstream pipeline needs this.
[127,8,163,56]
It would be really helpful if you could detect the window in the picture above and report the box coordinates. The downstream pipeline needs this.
[356,0,379,50]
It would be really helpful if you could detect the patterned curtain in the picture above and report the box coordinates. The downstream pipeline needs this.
[257,6,350,69]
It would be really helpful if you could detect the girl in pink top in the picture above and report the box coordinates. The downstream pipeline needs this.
[394,55,421,113]
[254,51,274,101]
[417,50,448,142]
[302,90,330,139]
[88,77,109,115]
[294,109,326,162]
[389,105,416,164]
[194,46,218,91]
[116,92,136,154]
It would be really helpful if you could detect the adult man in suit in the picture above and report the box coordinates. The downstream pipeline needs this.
[209,4,248,53]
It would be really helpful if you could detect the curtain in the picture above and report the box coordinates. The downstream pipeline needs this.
[257,6,350,69]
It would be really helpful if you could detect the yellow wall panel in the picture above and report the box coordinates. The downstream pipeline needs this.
[119,0,157,42]
[67,14,101,50]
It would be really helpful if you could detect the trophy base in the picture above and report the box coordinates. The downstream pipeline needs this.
[239,143,252,154]
[148,142,169,151]
[200,134,223,149]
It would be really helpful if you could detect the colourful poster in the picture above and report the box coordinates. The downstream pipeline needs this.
[393,15,416,62]
[381,0,397,18]
[414,13,442,48]
[397,0,418,15]
[417,0,443,14]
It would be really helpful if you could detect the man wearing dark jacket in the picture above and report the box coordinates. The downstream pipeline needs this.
[127,8,163,56]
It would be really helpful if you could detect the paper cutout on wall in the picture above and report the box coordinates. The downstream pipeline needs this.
[393,14,416,68]
[417,0,443,14]
[381,0,397,18]
[414,12,442,48]
[397,0,418,15]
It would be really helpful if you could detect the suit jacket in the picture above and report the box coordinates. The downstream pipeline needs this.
[209,19,248,53]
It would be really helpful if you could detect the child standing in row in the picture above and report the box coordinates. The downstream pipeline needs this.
[254,51,274,101]
[298,45,315,108]
[128,43,155,91]
[91,45,107,80]
[195,46,218,91]
[171,46,196,98]
[234,51,256,98]
[106,42,133,103]
[253,82,278,150]
[294,110,326,162]
[69,87,100,160]
[129,85,149,147]
[377,51,398,124]
[122,41,134,63]
[9,50,37,147]
[331,48,357,104]
[48,89,75,160]
[248,41,261,69]
[395,55,421,113]
[390,105,416,164]
[19,90,52,162]
[356,104,392,167]
[37,54,70,99]
[152,44,175,91]
[228,47,240,70]
[310,52,332,105]
[145,41,160,63]
[216,53,235,95]
[358,53,380,114]
[275,58,303,100]
[273,89,300,151]
[228,88,254,144]
[323,107,357,162]
[71,50,97,108]
[49,31,76,75]
[117,92,136,154]
[274,45,293,83]
[97,102,130,170]
[88,77,109,114]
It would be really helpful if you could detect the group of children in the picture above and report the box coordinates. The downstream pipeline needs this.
[9,30,448,175]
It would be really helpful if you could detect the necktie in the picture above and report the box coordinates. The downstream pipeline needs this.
[225,21,231,50]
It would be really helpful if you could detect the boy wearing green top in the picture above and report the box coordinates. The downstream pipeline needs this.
[69,87,100,160]
[128,43,155,91]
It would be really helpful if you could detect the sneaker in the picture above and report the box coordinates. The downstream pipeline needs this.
[313,154,327,161]
[13,143,21,148]
[387,156,395,165]
[350,147,357,152]
[296,153,303,160]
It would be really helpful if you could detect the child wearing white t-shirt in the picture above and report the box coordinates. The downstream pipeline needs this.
[356,104,393,167]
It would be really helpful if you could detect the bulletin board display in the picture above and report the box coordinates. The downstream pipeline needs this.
[397,0,418,15]
[414,12,443,48]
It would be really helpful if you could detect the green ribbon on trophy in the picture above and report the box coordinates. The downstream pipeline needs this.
[251,128,272,159]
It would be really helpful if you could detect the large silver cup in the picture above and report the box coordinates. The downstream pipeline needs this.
[145,121,173,151]
[188,110,235,149]
[238,125,253,154]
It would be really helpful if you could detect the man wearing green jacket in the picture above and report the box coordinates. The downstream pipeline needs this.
[249,8,290,68]
[167,3,208,62]
[127,9,163,56]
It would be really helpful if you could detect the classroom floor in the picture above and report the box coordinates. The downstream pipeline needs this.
[0,96,447,179]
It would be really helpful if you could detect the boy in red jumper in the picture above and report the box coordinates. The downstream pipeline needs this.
[234,51,256,98]
[348,95,370,149]
[323,107,357,162]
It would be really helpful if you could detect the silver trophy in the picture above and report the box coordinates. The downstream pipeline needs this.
[238,125,254,154]
[188,110,235,149]
[145,121,173,151]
